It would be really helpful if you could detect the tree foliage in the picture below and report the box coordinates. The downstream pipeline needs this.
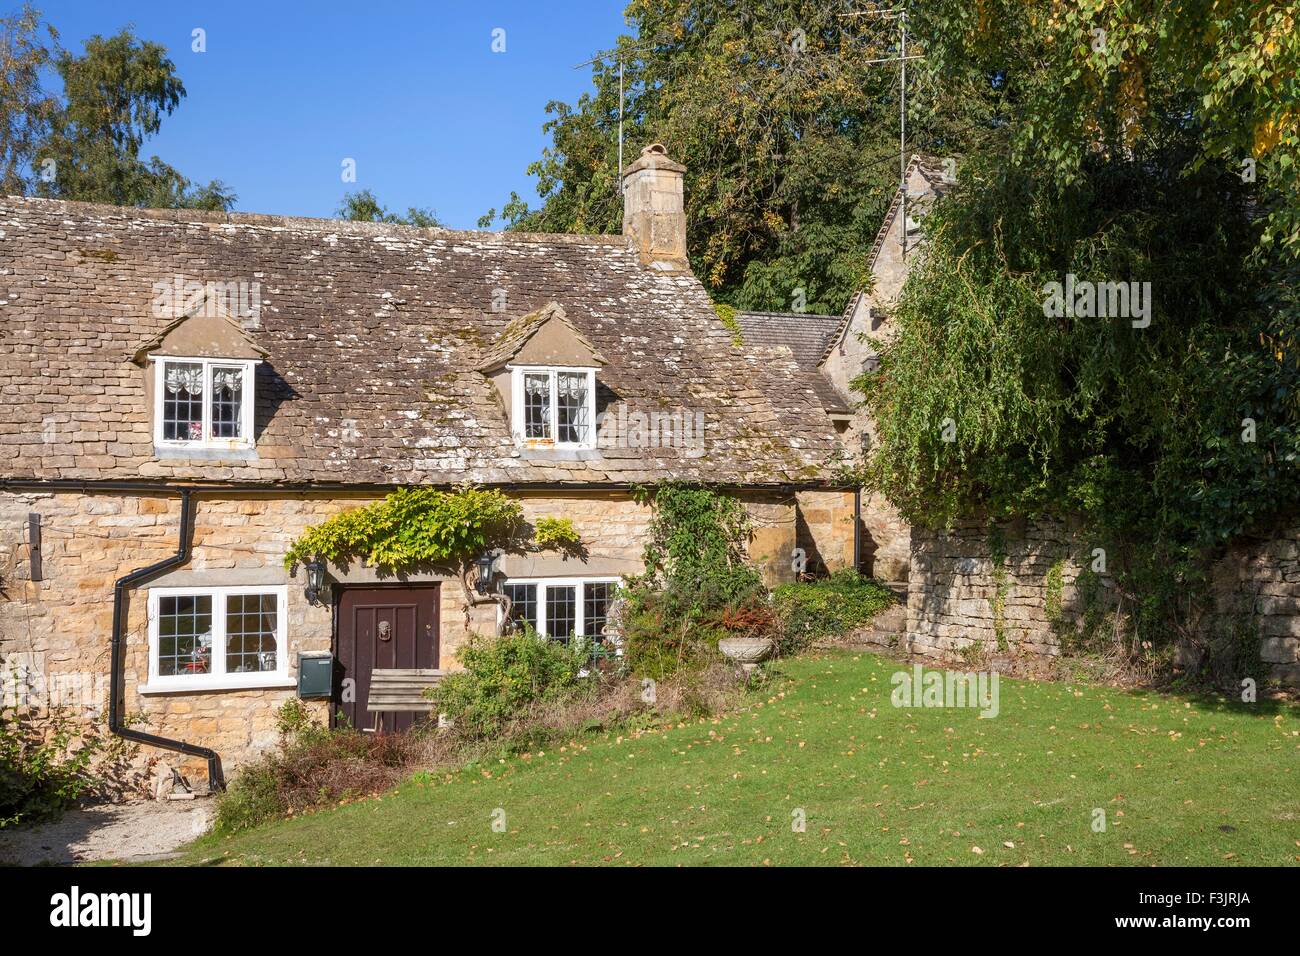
[482,0,991,313]
[337,188,444,227]
[913,0,1299,253]
[858,1,1300,646]
[1,7,233,210]
[0,5,59,196]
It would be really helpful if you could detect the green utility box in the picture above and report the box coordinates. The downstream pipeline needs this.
[297,652,334,699]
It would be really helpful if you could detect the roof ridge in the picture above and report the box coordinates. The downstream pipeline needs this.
[0,194,631,248]
[735,310,841,321]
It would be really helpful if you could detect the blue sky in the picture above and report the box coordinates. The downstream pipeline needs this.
[37,1,629,228]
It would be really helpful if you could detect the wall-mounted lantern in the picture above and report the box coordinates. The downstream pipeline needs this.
[304,558,327,605]
[475,551,498,596]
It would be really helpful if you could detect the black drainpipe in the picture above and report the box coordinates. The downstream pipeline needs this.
[1,480,226,791]
[108,489,224,790]
[853,488,862,573]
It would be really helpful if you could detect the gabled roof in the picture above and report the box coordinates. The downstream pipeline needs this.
[131,287,269,364]
[475,301,607,373]
[817,155,956,365]
[0,196,840,487]
[733,311,851,415]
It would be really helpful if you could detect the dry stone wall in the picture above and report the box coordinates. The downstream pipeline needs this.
[906,515,1300,687]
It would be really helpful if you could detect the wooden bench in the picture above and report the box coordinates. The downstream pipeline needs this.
[366,668,444,731]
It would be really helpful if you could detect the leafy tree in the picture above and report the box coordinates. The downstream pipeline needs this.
[0,4,59,195]
[912,0,1299,253]
[337,188,443,227]
[2,12,234,211]
[34,27,234,209]
[857,1,1300,651]
[483,0,992,313]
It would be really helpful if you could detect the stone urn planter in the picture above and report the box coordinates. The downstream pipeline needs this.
[718,636,774,678]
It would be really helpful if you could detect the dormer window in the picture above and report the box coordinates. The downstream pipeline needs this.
[151,356,257,450]
[511,366,597,449]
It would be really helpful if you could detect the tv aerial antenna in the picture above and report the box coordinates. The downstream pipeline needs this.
[843,4,924,257]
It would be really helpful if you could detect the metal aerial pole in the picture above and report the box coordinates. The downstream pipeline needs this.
[849,5,923,258]
[899,10,907,258]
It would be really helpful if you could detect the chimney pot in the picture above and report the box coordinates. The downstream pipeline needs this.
[621,143,688,268]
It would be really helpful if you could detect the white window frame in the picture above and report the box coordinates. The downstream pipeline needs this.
[141,584,292,693]
[150,355,259,451]
[497,576,620,639]
[508,365,598,450]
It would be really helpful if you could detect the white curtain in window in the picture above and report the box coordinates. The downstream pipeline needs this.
[164,364,203,394]
[523,375,551,398]
[212,369,243,392]
[557,372,587,400]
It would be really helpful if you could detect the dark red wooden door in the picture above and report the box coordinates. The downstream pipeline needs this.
[334,585,439,732]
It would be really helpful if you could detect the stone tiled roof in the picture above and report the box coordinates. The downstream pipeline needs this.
[734,311,850,414]
[0,197,839,486]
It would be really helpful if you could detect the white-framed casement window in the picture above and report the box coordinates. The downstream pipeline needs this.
[509,366,597,449]
[499,577,619,642]
[142,585,291,693]
[151,355,258,450]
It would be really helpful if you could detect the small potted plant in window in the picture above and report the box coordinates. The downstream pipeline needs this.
[184,631,213,674]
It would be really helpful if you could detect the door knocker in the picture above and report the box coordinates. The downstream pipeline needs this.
[377,620,392,641]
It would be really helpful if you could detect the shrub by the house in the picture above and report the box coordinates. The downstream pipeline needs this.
[0,707,125,828]
[430,628,594,740]
[214,700,442,834]
[773,570,896,654]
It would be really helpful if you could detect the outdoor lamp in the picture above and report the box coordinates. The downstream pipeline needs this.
[475,551,497,595]
[304,558,327,605]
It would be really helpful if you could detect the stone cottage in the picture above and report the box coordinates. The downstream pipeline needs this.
[0,145,865,788]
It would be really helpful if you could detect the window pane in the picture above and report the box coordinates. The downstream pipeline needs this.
[157,594,212,676]
[523,373,551,439]
[162,362,204,441]
[210,366,244,439]
[556,372,589,444]
[583,582,614,639]
[503,583,537,632]
[545,585,577,642]
[225,593,278,673]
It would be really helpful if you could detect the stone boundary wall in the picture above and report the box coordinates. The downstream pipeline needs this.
[907,516,1085,659]
[906,515,1300,687]
[1207,529,1300,686]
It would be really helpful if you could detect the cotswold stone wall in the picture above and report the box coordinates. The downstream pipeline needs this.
[906,517,1085,659]
[0,487,811,785]
[1207,529,1300,687]
[795,490,856,574]
[906,516,1300,687]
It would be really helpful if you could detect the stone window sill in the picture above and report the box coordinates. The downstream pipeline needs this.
[138,676,296,695]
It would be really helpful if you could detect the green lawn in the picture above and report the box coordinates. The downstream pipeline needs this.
[175,649,1300,866]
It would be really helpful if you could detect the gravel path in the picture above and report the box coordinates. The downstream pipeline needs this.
[0,799,215,866]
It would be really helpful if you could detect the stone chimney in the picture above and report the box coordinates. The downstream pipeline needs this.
[621,143,687,268]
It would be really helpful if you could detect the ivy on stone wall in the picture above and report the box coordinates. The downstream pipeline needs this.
[283,486,581,626]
